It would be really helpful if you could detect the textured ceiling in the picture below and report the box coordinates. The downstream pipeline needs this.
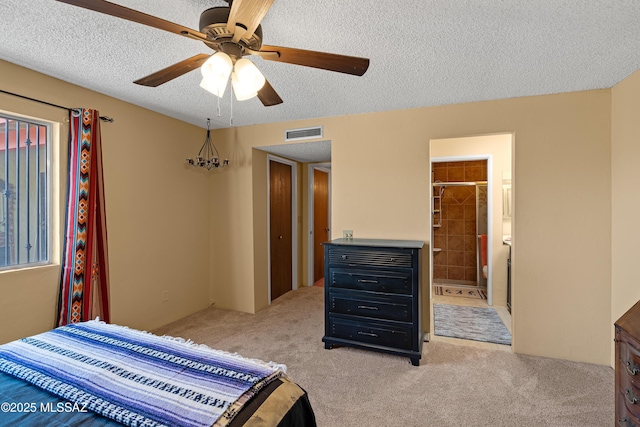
[1,1,640,133]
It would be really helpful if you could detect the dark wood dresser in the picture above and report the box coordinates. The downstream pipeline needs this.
[322,238,424,366]
[615,299,640,426]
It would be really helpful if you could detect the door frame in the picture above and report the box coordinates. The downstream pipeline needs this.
[267,155,298,304]
[430,154,494,306]
[307,163,331,286]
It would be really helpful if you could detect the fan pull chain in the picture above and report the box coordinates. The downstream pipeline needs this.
[230,90,234,126]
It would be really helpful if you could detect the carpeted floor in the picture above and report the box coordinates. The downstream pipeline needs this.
[153,286,614,427]
[434,303,512,345]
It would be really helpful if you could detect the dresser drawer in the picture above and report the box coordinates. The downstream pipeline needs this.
[621,364,640,421]
[328,247,413,268]
[328,317,413,350]
[618,391,640,427]
[328,292,412,322]
[620,336,640,388]
[328,268,412,295]
[620,386,640,426]
[620,337,640,421]
[622,384,640,420]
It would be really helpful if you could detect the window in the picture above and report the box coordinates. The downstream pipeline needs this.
[0,113,50,269]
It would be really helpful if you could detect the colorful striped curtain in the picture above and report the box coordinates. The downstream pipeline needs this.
[58,109,110,326]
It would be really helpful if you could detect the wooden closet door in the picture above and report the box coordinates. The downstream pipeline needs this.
[313,169,329,282]
[270,160,292,300]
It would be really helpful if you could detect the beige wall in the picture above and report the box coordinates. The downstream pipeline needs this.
[0,60,211,343]
[211,90,613,365]
[430,134,512,307]
[209,125,317,313]
[5,58,634,367]
[611,69,640,363]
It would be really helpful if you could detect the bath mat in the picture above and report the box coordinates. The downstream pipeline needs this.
[434,284,487,300]
[434,304,511,345]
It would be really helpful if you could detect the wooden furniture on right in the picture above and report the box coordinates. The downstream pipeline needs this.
[615,299,640,426]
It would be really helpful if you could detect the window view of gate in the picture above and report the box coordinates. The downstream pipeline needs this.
[0,114,49,268]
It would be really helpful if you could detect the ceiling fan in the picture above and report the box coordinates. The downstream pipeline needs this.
[55,0,370,106]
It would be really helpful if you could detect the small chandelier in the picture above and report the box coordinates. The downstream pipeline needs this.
[187,118,229,170]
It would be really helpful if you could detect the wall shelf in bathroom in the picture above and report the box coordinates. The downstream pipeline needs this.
[433,248,442,252]
[432,187,443,228]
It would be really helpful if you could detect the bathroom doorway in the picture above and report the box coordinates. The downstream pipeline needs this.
[429,134,513,347]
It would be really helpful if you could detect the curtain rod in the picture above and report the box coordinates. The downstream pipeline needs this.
[0,89,114,123]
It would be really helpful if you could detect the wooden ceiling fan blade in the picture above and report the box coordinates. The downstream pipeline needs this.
[133,54,210,87]
[226,0,274,42]
[257,79,283,106]
[259,45,369,76]
[55,0,207,40]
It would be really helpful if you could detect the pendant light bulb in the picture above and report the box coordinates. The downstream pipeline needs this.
[200,52,233,97]
[231,71,258,101]
[234,58,266,93]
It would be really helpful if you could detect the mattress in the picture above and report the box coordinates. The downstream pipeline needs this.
[0,321,316,427]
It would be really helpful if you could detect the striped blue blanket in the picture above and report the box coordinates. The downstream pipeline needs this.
[0,320,285,427]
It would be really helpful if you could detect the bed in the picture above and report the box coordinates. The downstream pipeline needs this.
[0,320,316,426]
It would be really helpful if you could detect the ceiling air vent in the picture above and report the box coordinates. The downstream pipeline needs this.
[284,126,323,142]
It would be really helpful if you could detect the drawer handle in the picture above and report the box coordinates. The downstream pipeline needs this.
[358,279,379,284]
[626,388,639,405]
[357,331,379,338]
[618,417,636,427]
[357,305,379,311]
[627,360,640,376]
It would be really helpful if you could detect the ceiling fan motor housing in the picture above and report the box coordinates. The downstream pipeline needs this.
[199,7,263,54]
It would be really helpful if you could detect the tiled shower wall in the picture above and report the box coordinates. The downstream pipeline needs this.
[432,160,487,285]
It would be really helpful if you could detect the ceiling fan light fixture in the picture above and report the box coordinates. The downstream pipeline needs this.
[199,77,226,97]
[234,58,266,93]
[200,52,233,97]
[231,71,258,101]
